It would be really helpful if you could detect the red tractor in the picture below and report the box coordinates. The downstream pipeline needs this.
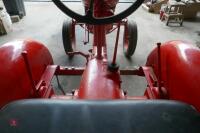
[0,0,200,132]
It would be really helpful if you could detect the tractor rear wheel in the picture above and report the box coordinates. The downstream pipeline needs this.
[123,20,138,57]
[62,19,75,56]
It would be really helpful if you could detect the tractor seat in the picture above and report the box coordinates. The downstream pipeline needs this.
[0,100,200,133]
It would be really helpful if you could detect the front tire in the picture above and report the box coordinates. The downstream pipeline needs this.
[62,19,75,56]
[123,20,138,57]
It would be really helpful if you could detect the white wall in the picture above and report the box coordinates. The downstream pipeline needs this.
[0,0,5,9]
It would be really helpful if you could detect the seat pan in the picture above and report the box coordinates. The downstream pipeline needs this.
[0,99,200,133]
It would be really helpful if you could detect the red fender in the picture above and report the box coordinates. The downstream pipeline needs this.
[146,41,200,111]
[0,40,53,107]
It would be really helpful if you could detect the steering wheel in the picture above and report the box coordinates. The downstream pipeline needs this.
[52,0,144,25]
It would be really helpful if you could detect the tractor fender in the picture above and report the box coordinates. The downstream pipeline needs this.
[0,39,53,107]
[146,40,200,111]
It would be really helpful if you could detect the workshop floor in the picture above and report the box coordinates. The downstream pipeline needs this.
[0,2,200,96]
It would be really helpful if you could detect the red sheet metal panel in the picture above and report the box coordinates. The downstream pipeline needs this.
[0,39,53,107]
[77,58,124,99]
[146,41,200,111]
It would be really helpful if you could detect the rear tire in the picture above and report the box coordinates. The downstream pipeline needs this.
[123,20,138,57]
[62,19,75,56]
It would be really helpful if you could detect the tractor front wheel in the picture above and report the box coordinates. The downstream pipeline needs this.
[123,20,138,57]
[62,19,75,56]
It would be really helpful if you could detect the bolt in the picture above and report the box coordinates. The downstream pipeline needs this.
[123,90,127,96]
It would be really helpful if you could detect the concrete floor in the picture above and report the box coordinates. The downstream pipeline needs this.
[0,2,200,96]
